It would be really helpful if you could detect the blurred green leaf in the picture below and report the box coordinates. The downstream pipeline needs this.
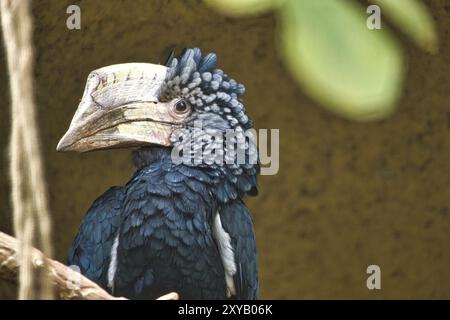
[204,0,284,17]
[279,0,404,121]
[374,0,438,53]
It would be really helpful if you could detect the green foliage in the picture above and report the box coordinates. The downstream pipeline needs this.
[279,0,403,121]
[374,0,438,52]
[204,0,284,16]
[205,0,438,121]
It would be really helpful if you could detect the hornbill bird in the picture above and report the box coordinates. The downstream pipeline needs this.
[57,48,259,299]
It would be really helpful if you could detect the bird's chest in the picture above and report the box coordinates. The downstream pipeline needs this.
[112,190,226,299]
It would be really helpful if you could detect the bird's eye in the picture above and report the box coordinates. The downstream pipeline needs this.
[174,99,190,114]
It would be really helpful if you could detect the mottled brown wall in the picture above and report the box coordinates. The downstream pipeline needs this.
[0,0,449,299]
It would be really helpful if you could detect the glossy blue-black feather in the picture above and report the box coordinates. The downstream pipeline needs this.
[114,158,228,299]
[67,186,124,290]
[219,199,259,299]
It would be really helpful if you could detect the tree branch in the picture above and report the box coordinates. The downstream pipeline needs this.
[0,231,178,300]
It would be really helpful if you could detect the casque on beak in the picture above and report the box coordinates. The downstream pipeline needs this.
[57,63,185,152]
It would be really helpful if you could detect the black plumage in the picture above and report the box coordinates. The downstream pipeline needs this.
[67,48,259,299]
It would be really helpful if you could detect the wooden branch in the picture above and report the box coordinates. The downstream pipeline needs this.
[0,231,178,300]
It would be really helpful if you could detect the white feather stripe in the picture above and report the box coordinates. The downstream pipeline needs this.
[107,234,119,291]
[212,213,237,297]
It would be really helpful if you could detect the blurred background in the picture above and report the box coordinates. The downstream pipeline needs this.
[0,0,449,298]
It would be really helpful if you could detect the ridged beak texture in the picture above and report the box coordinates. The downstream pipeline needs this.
[57,63,182,152]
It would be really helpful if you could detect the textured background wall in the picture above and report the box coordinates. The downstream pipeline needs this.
[0,0,449,299]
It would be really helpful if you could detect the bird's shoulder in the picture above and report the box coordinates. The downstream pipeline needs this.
[67,186,124,286]
[218,199,259,299]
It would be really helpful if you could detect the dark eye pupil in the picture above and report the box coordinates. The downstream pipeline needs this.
[175,100,188,113]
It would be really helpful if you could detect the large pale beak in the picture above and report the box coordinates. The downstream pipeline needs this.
[57,63,183,152]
